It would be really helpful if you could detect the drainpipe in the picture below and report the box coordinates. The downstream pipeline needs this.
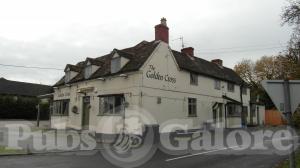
[36,103,40,127]
[240,84,245,127]
[224,104,227,129]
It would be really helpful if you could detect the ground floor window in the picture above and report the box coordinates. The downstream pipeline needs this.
[99,95,124,115]
[188,98,197,117]
[227,104,241,117]
[52,99,69,116]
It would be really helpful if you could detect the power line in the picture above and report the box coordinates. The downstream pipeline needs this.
[196,46,287,55]
[198,42,286,51]
[0,63,63,71]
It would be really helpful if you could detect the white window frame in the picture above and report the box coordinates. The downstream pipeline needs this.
[65,71,71,83]
[111,57,121,74]
[190,73,198,85]
[214,80,221,90]
[188,98,197,117]
[84,64,93,79]
[52,99,70,116]
[227,83,235,92]
[227,104,241,117]
[99,95,125,116]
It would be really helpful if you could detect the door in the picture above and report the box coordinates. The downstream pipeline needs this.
[82,96,90,129]
[213,103,223,128]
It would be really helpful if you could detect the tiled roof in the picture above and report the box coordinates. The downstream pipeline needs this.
[64,64,81,72]
[85,57,104,66]
[54,40,244,86]
[54,40,159,86]
[0,78,53,97]
[172,50,244,84]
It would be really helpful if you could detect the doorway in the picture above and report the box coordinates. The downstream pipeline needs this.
[82,96,90,129]
[213,103,223,128]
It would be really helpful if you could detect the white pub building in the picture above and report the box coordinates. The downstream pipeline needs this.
[52,18,265,134]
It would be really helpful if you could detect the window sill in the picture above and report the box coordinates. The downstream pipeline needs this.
[188,115,197,118]
[51,115,69,117]
[227,115,241,118]
[97,114,122,117]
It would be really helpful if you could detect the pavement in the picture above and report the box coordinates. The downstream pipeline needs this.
[0,126,297,168]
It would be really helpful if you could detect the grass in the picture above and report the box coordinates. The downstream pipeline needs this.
[0,146,27,155]
[277,152,300,168]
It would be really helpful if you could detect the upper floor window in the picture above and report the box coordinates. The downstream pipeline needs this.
[111,57,121,74]
[227,83,235,92]
[84,65,92,79]
[214,80,221,90]
[65,71,71,83]
[242,87,247,95]
[190,73,198,85]
[188,98,197,117]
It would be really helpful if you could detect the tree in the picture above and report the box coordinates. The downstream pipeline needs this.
[282,0,300,26]
[254,56,283,80]
[234,56,281,109]
[282,0,300,71]
[234,59,257,86]
[234,56,287,84]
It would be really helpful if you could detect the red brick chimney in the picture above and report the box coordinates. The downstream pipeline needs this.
[211,59,223,66]
[155,18,169,44]
[181,47,194,57]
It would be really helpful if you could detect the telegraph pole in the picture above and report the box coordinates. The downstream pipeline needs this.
[36,104,40,127]
[297,42,300,65]
[283,79,296,168]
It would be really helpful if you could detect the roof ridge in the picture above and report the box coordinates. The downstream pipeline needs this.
[0,78,51,87]
[172,49,232,70]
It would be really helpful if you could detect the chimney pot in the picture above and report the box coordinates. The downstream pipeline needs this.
[155,18,169,44]
[181,47,194,57]
[160,17,167,26]
[211,59,223,66]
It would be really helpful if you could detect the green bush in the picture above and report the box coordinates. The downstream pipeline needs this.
[0,95,39,119]
[293,111,300,128]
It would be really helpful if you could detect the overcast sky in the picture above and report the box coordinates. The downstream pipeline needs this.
[0,0,293,85]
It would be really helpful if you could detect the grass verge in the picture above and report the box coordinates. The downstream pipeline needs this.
[0,146,27,155]
[276,152,300,168]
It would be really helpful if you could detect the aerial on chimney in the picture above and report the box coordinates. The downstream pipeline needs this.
[181,47,194,57]
[211,59,223,67]
[155,18,169,44]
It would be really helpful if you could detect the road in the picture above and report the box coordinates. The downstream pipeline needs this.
[0,147,288,168]
[0,125,297,168]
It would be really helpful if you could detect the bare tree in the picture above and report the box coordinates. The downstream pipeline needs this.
[282,0,300,66]
[282,0,300,26]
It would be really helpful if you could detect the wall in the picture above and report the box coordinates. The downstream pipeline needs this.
[52,71,142,133]
[265,110,286,126]
[140,42,249,130]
